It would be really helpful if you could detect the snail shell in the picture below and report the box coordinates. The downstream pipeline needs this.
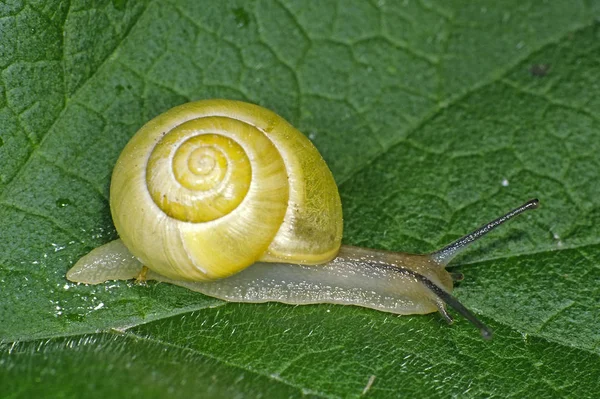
[111,99,342,281]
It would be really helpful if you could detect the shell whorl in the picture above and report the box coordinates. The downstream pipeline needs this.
[147,126,253,223]
[110,99,343,281]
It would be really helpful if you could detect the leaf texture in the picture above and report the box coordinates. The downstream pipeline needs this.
[1,1,599,397]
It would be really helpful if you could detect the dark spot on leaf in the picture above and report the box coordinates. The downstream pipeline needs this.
[116,84,125,94]
[56,198,73,208]
[111,0,127,11]
[530,64,551,77]
[233,7,250,28]
[0,136,4,147]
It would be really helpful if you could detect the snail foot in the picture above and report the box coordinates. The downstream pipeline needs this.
[135,266,149,284]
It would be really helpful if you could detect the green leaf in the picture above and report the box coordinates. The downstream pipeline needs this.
[1,0,599,397]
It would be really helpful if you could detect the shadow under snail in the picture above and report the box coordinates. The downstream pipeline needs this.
[67,99,539,339]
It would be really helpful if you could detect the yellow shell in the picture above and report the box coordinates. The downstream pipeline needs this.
[110,99,343,281]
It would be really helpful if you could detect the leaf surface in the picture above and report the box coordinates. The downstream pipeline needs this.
[1,1,599,397]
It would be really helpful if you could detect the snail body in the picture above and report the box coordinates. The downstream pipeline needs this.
[67,99,540,338]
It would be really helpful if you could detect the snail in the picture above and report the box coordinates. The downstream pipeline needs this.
[67,99,539,339]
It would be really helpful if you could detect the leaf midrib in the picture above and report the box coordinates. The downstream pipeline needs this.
[4,305,597,399]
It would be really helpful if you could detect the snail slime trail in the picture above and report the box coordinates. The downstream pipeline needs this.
[67,99,540,339]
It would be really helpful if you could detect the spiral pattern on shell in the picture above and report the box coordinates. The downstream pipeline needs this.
[110,99,343,281]
[147,129,253,223]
